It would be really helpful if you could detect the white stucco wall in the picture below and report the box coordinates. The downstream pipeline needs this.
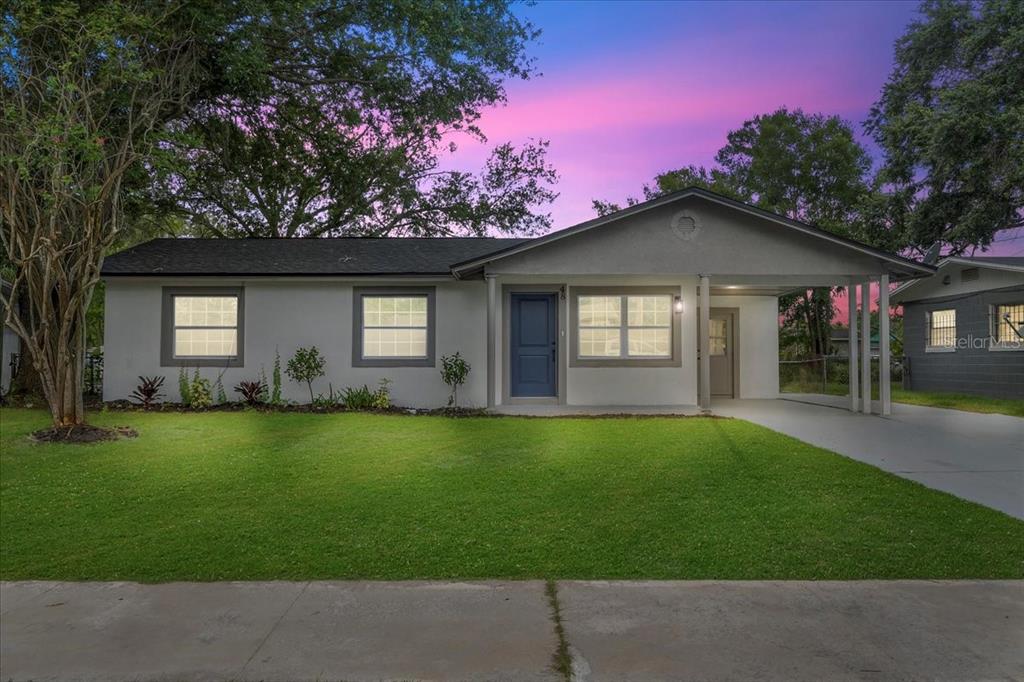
[103,278,489,408]
[708,294,780,399]
[104,275,781,408]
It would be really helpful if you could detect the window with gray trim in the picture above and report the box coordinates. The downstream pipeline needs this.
[570,288,681,367]
[161,287,244,367]
[352,287,436,367]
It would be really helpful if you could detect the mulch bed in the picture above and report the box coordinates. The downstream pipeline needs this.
[31,424,138,444]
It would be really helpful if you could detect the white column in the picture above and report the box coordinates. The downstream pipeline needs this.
[486,274,497,408]
[861,280,872,414]
[879,274,891,416]
[699,275,711,412]
[848,283,859,412]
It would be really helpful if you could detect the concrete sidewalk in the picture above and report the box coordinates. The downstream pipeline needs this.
[2,580,1022,681]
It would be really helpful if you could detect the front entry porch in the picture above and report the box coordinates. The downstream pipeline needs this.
[485,274,898,416]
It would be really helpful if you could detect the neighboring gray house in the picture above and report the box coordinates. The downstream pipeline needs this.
[100,188,934,414]
[829,327,879,358]
[891,257,1024,399]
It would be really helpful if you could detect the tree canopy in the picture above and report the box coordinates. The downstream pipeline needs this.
[1,1,197,426]
[151,0,557,238]
[594,109,872,233]
[866,0,1024,256]
[594,108,875,357]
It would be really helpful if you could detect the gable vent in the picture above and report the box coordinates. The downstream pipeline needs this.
[961,267,980,283]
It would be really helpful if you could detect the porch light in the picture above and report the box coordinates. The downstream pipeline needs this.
[673,296,683,313]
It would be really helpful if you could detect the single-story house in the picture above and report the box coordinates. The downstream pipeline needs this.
[101,188,934,414]
[891,256,1023,399]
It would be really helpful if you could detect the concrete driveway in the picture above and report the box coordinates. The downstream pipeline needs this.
[2,580,1022,681]
[713,397,1024,519]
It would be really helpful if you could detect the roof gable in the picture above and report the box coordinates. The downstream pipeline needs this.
[452,187,933,279]
[891,256,1024,303]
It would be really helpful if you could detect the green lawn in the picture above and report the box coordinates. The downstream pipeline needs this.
[1,408,1021,582]
[781,381,1024,418]
[890,388,1024,418]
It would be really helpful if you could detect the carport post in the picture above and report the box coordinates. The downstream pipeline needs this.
[848,283,859,412]
[879,274,891,416]
[861,280,872,414]
[486,274,497,408]
[699,274,711,413]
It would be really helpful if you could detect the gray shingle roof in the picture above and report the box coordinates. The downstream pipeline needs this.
[101,238,530,276]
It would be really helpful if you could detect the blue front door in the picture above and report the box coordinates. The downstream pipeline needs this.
[510,293,558,397]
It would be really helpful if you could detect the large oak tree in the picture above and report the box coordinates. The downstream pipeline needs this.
[154,0,557,237]
[866,0,1024,255]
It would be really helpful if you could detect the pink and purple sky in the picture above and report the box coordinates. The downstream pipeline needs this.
[448,0,1022,258]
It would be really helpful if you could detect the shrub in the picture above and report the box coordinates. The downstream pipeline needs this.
[372,378,392,409]
[188,372,213,410]
[178,367,191,405]
[440,352,471,407]
[286,346,326,404]
[312,384,343,409]
[271,348,283,405]
[130,376,165,408]
[342,384,375,410]
[342,380,393,411]
[234,380,266,406]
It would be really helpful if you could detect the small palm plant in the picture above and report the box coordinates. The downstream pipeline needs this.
[234,380,267,406]
[130,376,165,408]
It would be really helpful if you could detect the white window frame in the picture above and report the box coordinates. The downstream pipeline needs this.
[570,288,680,368]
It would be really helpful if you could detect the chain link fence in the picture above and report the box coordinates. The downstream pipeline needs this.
[85,348,103,396]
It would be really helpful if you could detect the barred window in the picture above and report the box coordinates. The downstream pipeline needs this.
[995,303,1024,344]
[927,309,956,348]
